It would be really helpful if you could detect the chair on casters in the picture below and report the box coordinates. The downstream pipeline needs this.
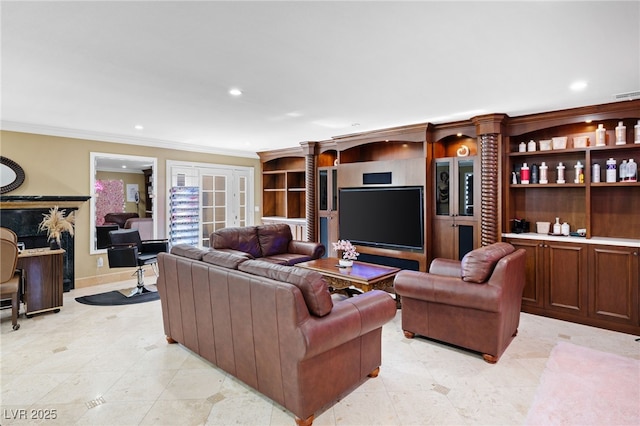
[1,236,21,330]
[107,229,168,297]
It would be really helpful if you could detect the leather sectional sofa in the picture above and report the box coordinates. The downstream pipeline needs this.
[156,244,396,426]
[210,223,325,265]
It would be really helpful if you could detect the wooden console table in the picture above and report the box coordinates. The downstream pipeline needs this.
[17,248,64,316]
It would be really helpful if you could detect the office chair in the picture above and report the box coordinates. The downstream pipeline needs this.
[1,237,21,330]
[0,227,17,243]
[107,229,168,297]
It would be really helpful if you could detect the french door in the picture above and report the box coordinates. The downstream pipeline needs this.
[168,161,253,248]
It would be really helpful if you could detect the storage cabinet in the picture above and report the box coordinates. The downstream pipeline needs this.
[430,129,480,261]
[503,100,640,334]
[433,157,478,260]
[589,245,639,327]
[508,238,588,315]
[261,156,306,219]
[18,248,64,316]
[318,166,338,257]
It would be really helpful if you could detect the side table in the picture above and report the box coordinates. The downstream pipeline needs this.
[17,248,64,317]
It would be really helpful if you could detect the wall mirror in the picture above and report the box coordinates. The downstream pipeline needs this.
[0,156,26,194]
[90,152,157,254]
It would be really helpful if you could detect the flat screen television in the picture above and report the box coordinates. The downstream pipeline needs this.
[338,186,424,250]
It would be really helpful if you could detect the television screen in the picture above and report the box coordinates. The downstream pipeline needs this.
[338,186,424,250]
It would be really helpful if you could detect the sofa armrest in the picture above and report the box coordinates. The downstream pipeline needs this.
[288,240,326,259]
[300,290,396,359]
[429,258,462,277]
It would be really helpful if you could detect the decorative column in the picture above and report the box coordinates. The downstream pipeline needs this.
[480,133,499,246]
[300,142,317,242]
[472,114,507,246]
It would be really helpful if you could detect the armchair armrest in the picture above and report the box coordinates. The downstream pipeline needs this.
[429,258,462,277]
[288,240,325,259]
[300,290,396,359]
[141,239,169,254]
[394,270,501,313]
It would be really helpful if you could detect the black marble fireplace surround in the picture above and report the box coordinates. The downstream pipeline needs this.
[1,195,90,292]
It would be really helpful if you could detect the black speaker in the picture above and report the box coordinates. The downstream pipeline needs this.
[362,172,392,185]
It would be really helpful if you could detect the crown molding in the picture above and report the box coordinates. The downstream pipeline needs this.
[0,121,259,159]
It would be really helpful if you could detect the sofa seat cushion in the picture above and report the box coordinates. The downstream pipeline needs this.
[170,244,208,260]
[239,260,333,317]
[202,250,250,269]
[257,223,292,257]
[263,253,315,266]
[461,242,515,283]
[212,226,262,258]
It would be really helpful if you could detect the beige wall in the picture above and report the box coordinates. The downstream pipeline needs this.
[1,130,262,286]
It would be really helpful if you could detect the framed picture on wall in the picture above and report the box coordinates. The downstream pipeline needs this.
[126,184,139,203]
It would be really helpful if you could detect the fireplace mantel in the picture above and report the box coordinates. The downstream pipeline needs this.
[0,195,91,209]
[0,195,90,292]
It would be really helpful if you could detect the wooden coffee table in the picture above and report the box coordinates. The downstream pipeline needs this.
[296,257,401,307]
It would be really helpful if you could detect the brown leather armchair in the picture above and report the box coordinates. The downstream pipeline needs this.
[394,242,526,363]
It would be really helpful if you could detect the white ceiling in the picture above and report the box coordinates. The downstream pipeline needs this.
[2,1,639,158]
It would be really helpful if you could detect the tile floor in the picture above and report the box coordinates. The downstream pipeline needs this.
[1,278,638,425]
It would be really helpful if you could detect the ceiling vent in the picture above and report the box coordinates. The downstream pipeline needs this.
[613,90,640,101]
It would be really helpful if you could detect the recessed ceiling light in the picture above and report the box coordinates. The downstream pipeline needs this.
[134,125,144,130]
[229,88,242,96]
[570,81,588,91]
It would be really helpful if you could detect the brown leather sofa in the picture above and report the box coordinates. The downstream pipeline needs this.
[156,245,396,426]
[103,212,139,228]
[210,223,325,265]
[394,242,526,363]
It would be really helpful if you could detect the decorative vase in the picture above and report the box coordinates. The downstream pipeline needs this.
[339,258,353,267]
[49,239,60,250]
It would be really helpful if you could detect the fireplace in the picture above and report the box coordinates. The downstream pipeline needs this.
[1,195,90,292]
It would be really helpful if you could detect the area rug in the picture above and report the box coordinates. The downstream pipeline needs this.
[525,341,639,425]
[75,286,159,306]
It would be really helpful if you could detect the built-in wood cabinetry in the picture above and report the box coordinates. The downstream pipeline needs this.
[258,100,639,334]
[143,168,153,217]
[508,236,638,334]
[260,152,306,219]
[504,100,640,334]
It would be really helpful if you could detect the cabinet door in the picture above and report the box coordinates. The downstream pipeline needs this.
[545,242,588,315]
[588,245,639,326]
[318,167,338,257]
[19,253,63,314]
[508,238,544,307]
[432,158,479,260]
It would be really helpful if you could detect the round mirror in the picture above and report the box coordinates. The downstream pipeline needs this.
[0,156,25,193]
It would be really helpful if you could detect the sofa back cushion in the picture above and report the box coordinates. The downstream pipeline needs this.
[257,223,292,257]
[211,226,262,258]
[170,244,209,260]
[461,242,515,283]
[239,260,333,317]
[202,250,250,269]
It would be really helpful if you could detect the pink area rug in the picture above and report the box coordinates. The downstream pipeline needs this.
[525,341,640,425]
